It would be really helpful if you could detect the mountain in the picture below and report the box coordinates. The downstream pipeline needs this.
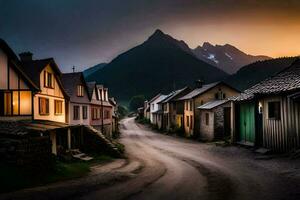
[86,29,228,103]
[192,42,271,74]
[83,63,107,77]
[225,57,298,91]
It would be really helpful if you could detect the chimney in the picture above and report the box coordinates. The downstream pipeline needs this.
[195,80,204,88]
[19,52,33,62]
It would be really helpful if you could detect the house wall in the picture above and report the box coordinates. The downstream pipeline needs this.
[0,48,33,119]
[0,49,8,89]
[183,84,239,137]
[260,96,300,152]
[150,95,166,124]
[200,111,214,141]
[33,64,66,123]
[69,103,90,125]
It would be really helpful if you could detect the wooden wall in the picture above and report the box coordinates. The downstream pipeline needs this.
[261,96,300,152]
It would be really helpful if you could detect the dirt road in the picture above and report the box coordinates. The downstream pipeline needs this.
[79,117,300,200]
[2,117,299,200]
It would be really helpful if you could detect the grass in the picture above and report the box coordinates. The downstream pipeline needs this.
[0,154,114,194]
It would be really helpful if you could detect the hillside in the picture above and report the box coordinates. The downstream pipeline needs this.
[86,29,228,103]
[192,42,271,74]
[225,57,298,91]
[83,63,107,77]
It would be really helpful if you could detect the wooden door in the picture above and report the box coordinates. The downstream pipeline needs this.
[224,107,231,137]
[239,103,255,143]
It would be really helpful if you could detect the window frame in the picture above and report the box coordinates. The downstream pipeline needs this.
[268,101,281,120]
[39,97,49,116]
[77,85,84,97]
[73,105,80,120]
[44,71,54,89]
[54,100,63,115]
[82,106,88,119]
[205,113,209,125]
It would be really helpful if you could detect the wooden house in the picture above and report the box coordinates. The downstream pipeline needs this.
[20,54,69,123]
[177,81,240,137]
[0,39,38,120]
[61,72,90,126]
[197,100,231,141]
[158,87,190,131]
[231,59,300,152]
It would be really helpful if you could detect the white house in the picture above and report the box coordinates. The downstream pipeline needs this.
[149,94,167,124]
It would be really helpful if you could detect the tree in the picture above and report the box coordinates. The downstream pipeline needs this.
[129,95,145,111]
[117,105,128,118]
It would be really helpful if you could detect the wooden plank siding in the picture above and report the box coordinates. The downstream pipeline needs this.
[261,96,300,152]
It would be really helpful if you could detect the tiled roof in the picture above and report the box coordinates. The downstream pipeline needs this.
[231,59,300,101]
[61,72,82,97]
[197,100,228,110]
[177,82,220,100]
[158,87,189,103]
[21,58,58,88]
[86,81,96,99]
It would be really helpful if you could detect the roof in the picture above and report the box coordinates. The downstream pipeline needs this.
[148,93,162,104]
[152,109,164,114]
[0,39,39,90]
[61,72,90,100]
[197,100,228,110]
[231,59,300,101]
[157,87,189,104]
[20,58,69,99]
[0,120,77,137]
[86,81,96,99]
[177,82,220,100]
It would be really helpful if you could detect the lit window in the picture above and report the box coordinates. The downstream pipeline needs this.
[44,71,54,88]
[39,97,49,115]
[54,100,63,115]
[20,91,32,115]
[4,92,12,115]
[77,85,84,97]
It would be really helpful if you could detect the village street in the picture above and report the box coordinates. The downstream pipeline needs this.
[1,117,299,200]
[77,117,300,200]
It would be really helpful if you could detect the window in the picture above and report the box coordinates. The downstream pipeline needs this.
[205,113,209,125]
[82,106,87,119]
[1,91,32,116]
[44,71,54,88]
[190,116,193,128]
[77,85,84,97]
[190,100,193,111]
[92,107,100,120]
[20,91,32,115]
[54,100,63,115]
[187,116,189,127]
[39,97,49,115]
[200,100,204,105]
[73,105,80,120]
[185,101,188,110]
[4,92,12,115]
[104,110,110,119]
[152,104,154,110]
[268,101,281,120]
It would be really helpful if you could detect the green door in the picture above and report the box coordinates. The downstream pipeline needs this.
[239,103,255,143]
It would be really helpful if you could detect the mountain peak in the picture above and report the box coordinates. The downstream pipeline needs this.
[202,42,214,49]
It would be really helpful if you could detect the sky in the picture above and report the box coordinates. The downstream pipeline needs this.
[1,0,300,72]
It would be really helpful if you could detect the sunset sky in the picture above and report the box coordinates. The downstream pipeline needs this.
[1,0,300,72]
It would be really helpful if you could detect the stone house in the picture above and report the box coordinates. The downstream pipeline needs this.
[198,100,231,141]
